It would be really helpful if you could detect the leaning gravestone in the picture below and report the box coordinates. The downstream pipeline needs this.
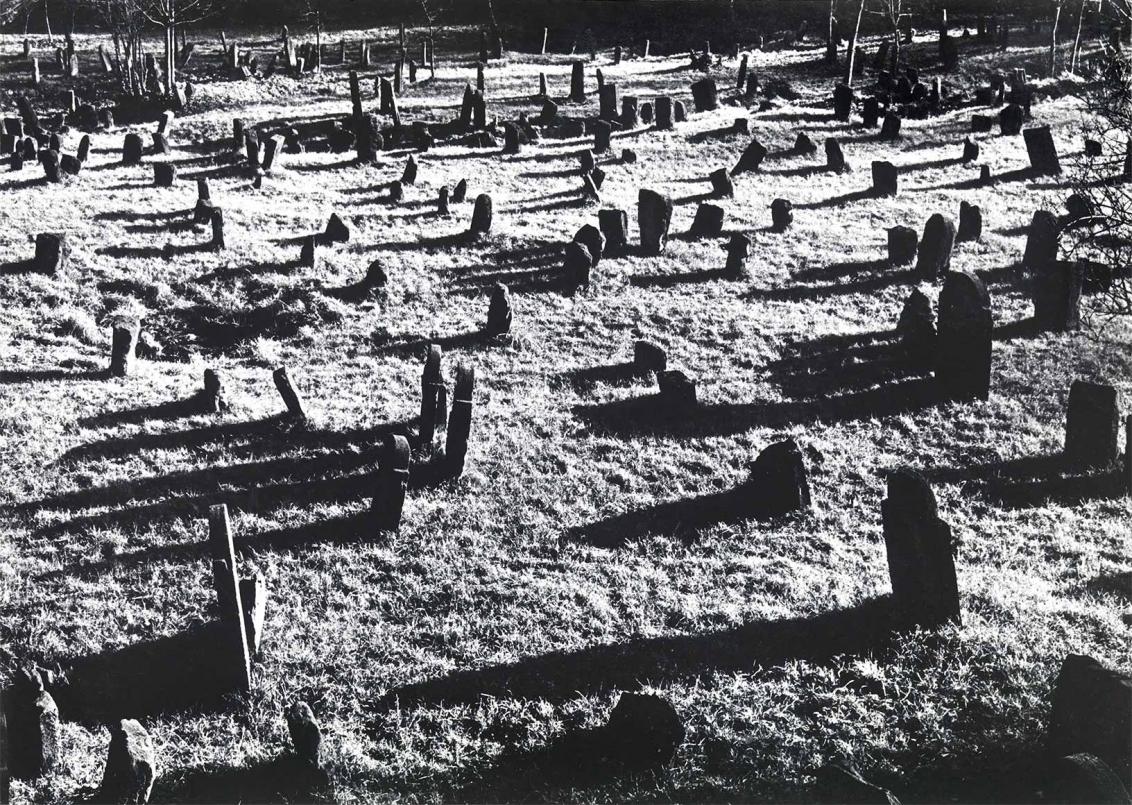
[1023,125,1062,175]
[794,132,817,154]
[1064,380,1120,468]
[574,224,606,268]
[273,366,306,419]
[962,136,980,163]
[207,504,253,694]
[372,435,410,531]
[98,719,156,805]
[564,241,593,291]
[445,364,475,475]
[732,138,768,175]
[882,468,961,629]
[825,138,846,171]
[709,168,733,198]
[915,213,957,280]
[936,271,992,401]
[638,189,673,255]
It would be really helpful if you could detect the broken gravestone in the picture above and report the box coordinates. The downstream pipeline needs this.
[638,189,673,255]
[98,719,156,805]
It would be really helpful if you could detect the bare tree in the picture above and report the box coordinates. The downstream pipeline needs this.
[843,0,866,86]
[872,0,905,70]
[137,0,218,95]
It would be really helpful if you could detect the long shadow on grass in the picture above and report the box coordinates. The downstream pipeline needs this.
[743,268,915,302]
[379,595,897,708]
[150,756,334,804]
[573,378,937,439]
[765,330,925,399]
[921,453,1129,508]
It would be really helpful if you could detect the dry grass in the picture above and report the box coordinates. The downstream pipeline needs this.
[1,21,1129,804]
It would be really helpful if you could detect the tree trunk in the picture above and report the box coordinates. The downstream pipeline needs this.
[1050,1,1062,76]
[844,0,866,86]
[44,1,54,44]
[1070,0,1086,72]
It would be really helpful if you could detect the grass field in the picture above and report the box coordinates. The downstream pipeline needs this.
[1,20,1129,804]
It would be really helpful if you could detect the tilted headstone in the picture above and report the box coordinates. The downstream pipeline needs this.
[745,438,811,519]
[882,468,961,629]
[724,233,752,277]
[1047,654,1132,787]
[273,366,306,419]
[936,271,992,401]
[825,137,846,171]
[484,282,511,335]
[962,136,980,163]
[469,194,493,237]
[372,434,410,531]
[564,242,593,291]
[794,132,817,155]
[98,719,156,805]
[444,364,475,476]
[599,209,629,255]
[872,160,898,196]
[956,201,982,242]
[732,137,768,175]
[206,504,253,694]
[5,665,59,780]
[637,189,673,254]
[1023,125,1061,175]
[634,340,667,374]
[690,77,718,112]
[574,224,605,269]
[915,213,957,279]
[1064,381,1120,468]
[709,167,733,198]
[658,369,697,408]
[452,179,467,204]
[770,198,793,231]
[324,213,350,243]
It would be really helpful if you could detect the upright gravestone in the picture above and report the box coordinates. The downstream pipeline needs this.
[724,233,752,277]
[1064,380,1120,468]
[654,97,674,130]
[154,162,176,187]
[598,209,629,255]
[746,439,811,519]
[207,504,253,694]
[637,189,673,255]
[1023,125,1062,175]
[634,340,667,374]
[915,213,957,279]
[109,326,138,377]
[709,168,733,198]
[690,77,718,112]
[962,136,980,163]
[872,160,898,196]
[469,194,493,237]
[485,282,512,335]
[574,224,605,268]
[1047,654,1132,787]
[999,103,1024,136]
[1031,261,1082,332]
[825,137,846,171]
[770,198,793,231]
[936,271,992,401]
[956,201,982,242]
[832,83,853,122]
[445,365,475,475]
[35,233,68,275]
[897,289,936,371]
[569,60,585,102]
[419,345,445,447]
[594,120,611,154]
[6,666,59,781]
[564,242,593,291]
[861,96,880,128]
[882,468,961,629]
[620,97,639,129]
[599,83,618,121]
[372,435,410,532]
[690,203,725,238]
[1023,210,1060,269]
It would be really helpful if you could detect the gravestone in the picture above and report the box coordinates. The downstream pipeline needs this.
[207,504,253,694]
[638,189,673,254]
[569,60,585,102]
[1044,754,1130,804]
[262,136,282,171]
[109,326,138,377]
[882,468,961,629]
[654,97,674,130]
[640,102,653,125]
[937,271,992,401]
[34,233,68,275]
[287,701,322,768]
[401,155,418,185]
[732,118,749,135]
[825,138,846,171]
[872,160,898,196]
[273,366,306,419]
[1064,381,1120,468]
[620,97,639,129]
[152,132,170,155]
[574,224,605,268]
[1084,139,1102,158]
[736,53,749,91]
[658,370,697,408]
[915,213,957,279]
[709,168,733,198]
[999,103,1024,136]
[437,187,450,216]
[599,209,629,255]
[324,213,350,243]
[732,138,768,175]
[1031,260,1082,332]
[445,364,475,475]
[1048,654,1132,788]
[746,438,811,519]
[956,201,982,242]
[419,345,445,447]
[1023,125,1062,175]
[154,162,176,187]
[203,369,225,413]
[690,204,725,238]
[98,719,156,805]
[634,340,667,374]
[861,96,880,128]
[794,132,817,154]
[897,288,936,373]
[540,97,558,125]
[469,194,493,237]
[833,83,853,121]
[599,83,619,121]
[485,282,512,335]
[962,136,980,163]
[691,77,718,111]
[724,233,752,277]
[604,693,685,771]
[564,242,593,291]
[210,208,226,249]
[594,120,611,154]
[453,179,468,203]
[673,101,686,123]
[1023,210,1060,269]
[6,665,59,780]
[879,112,902,140]
[372,435,410,532]
[39,149,60,183]
[971,113,995,133]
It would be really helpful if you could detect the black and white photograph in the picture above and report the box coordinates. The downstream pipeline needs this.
[0,0,1129,801]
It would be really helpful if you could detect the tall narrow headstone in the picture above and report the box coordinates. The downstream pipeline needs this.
[598,208,629,255]
[1023,125,1062,175]
[637,189,673,255]
[1064,381,1120,468]
[937,271,992,401]
[207,504,253,694]
[109,326,138,377]
[915,213,957,279]
[485,282,512,335]
[419,345,445,447]
[273,366,307,419]
[445,365,475,475]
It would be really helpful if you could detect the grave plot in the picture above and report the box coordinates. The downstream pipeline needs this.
[0,7,1129,805]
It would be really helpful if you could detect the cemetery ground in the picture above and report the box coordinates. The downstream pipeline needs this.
[0,21,1130,804]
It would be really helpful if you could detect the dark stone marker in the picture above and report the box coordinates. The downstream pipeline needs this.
[872,160,898,196]
[540,97,558,125]
[956,201,982,242]
[1064,380,1120,468]
[372,434,410,532]
[445,364,475,475]
[153,162,176,187]
[746,438,811,518]
[324,213,350,243]
[825,137,846,171]
[452,179,468,203]
[640,102,653,125]
[98,719,156,805]
[210,208,226,249]
[594,120,611,154]
[206,504,254,695]
[34,233,68,274]
[152,132,170,155]
[620,96,639,129]
[6,666,59,780]
[638,189,673,255]
[1084,138,1102,158]
[469,194,493,237]
[673,100,687,123]
[1023,210,1060,269]
[123,133,143,164]
[654,97,674,130]
[732,138,768,175]
[879,112,902,140]
[501,122,521,155]
[915,213,957,280]
[599,209,628,255]
[39,149,60,182]
[962,136,980,163]
[300,235,317,269]
[882,468,960,629]
[736,53,749,91]
[937,271,992,401]
[794,131,817,154]
[634,340,667,374]
[604,693,685,771]
[569,60,585,102]
[485,282,512,335]
[109,326,138,377]
[999,103,1024,136]
[690,204,724,239]
[861,96,880,128]
[1032,261,1082,333]
[437,187,450,216]
[770,198,793,232]
[203,368,225,413]
[1043,754,1130,805]
[599,83,618,121]
[419,345,445,447]
[286,701,322,768]
[658,369,697,408]
[401,155,418,185]
[690,77,718,112]
[564,241,593,291]
[832,83,853,121]
[270,366,308,422]
[574,224,606,268]
[1048,654,1131,788]
[897,288,936,372]
[971,113,995,133]
[1023,125,1062,175]
[724,233,752,277]
[709,167,734,198]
